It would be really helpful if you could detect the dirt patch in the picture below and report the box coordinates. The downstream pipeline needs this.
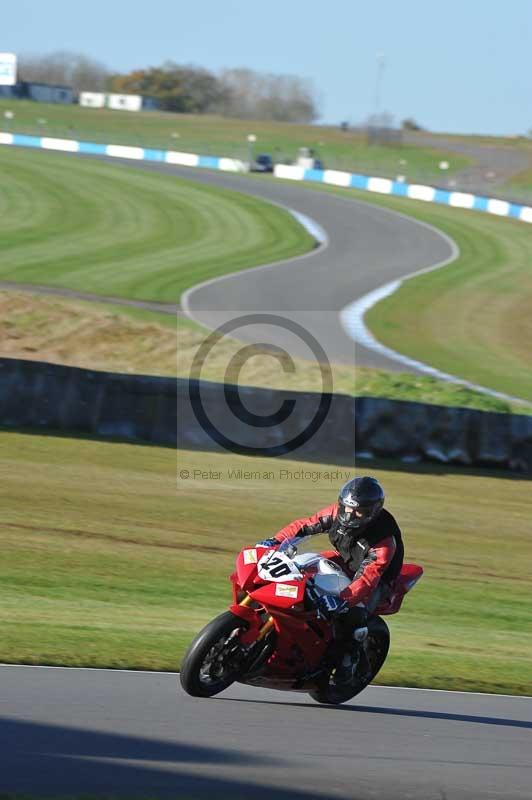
[0,291,177,376]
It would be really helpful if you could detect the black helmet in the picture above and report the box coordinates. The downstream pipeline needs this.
[337,477,384,533]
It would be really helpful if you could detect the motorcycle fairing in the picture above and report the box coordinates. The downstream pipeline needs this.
[234,545,270,591]
[250,579,306,608]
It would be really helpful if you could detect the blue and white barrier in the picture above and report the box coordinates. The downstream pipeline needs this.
[0,132,248,173]
[273,164,532,223]
[1,131,531,223]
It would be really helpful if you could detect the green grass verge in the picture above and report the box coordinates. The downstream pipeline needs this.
[270,178,532,403]
[1,431,531,695]
[363,201,532,402]
[0,145,313,302]
[0,98,472,181]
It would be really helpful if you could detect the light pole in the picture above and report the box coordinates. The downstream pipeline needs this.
[247,134,256,170]
[374,52,385,118]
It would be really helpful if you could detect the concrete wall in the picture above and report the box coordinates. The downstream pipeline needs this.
[2,358,532,472]
[0,358,176,446]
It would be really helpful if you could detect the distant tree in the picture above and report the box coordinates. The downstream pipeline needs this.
[401,117,424,131]
[217,68,319,122]
[109,63,227,112]
[18,51,109,92]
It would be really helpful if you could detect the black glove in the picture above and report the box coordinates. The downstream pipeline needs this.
[255,538,279,548]
[317,594,348,616]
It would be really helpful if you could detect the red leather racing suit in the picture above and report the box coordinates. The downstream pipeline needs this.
[273,503,403,608]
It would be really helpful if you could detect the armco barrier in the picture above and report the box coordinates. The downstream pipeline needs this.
[1,131,531,223]
[2,358,532,471]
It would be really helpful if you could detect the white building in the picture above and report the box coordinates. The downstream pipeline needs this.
[79,92,106,108]
[106,93,143,112]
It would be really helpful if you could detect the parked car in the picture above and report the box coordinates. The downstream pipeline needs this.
[251,153,274,173]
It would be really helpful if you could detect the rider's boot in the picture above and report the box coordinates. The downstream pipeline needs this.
[335,626,371,684]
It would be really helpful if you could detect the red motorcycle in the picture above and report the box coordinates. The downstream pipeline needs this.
[180,539,423,705]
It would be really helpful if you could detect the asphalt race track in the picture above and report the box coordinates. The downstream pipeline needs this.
[1,665,531,799]
[122,159,456,371]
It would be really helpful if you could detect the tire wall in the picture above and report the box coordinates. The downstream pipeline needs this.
[2,358,532,472]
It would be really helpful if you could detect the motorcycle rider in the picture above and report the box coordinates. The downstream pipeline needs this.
[257,476,404,683]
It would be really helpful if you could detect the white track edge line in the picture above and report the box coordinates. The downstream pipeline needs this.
[1,663,530,700]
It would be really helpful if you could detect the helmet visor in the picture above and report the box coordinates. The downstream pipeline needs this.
[338,502,374,528]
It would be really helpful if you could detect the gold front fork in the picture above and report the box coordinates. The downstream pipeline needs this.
[257,616,274,640]
[239,595,274,640]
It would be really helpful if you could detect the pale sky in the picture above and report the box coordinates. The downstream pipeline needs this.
[3,0,531,135]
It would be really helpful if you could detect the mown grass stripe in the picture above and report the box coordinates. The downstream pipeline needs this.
[0,146,314,303]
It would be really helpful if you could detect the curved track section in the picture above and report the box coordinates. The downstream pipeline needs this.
[1,665,530,799]
[139,161,453,369]
[76,156,456,371]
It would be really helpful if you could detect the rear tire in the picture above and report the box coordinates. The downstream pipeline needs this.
[180,612,247,698]
[310,616,390,705]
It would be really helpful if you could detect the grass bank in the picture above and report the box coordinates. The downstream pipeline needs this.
[0,98,471,181]
[0,291,526,415]
[0,145,313,302]
[1,431,531,695]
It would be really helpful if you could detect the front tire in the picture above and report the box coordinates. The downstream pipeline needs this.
[310,616,390,705]
[180,612,247,698]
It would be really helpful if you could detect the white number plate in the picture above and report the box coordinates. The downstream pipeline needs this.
[257,551,302,582]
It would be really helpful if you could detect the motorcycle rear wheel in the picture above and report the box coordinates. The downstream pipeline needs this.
[179,611,247,698]
[309,616,390,705]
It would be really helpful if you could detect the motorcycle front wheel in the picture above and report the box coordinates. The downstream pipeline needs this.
[179,611,247,698]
